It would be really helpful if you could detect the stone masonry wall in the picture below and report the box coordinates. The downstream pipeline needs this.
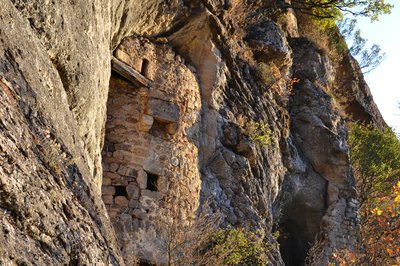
[101,37,202,264]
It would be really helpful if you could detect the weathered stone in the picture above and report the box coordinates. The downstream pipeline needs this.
[245,19,292,68]
[132,209,147,220]
[138,114,154,132]
[120,213,133,231]
[2,0,380,264]
[146,98,180,123]
[141,190,163,201]
[143,159,164,176]
[166,123,179,134]
[117,165,129,176]
[103,177,112,186]
[127,183,140,200]
[110,163,120,172]
[111,178,129,186]
[115,196,129,207]
[127,167,138,178]
[128,199,140,209]
[137,170,148,189]
[105,171,121,180]
[102,195,114,205]
[114,49,132,67]
[102,186,116,195]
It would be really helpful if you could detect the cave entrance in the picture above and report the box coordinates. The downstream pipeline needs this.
[277,219,310,266]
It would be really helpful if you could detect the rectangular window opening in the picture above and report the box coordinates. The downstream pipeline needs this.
[146,173,159,191]
[115,185,127,197]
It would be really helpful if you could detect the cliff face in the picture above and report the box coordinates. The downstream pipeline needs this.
[0,1,385,265]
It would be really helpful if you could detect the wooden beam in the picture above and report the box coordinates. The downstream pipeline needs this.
[111,56,152,88]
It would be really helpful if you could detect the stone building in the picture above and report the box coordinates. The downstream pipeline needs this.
[101,37,202,263]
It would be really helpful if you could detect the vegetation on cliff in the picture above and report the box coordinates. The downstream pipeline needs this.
[343,124,400,264]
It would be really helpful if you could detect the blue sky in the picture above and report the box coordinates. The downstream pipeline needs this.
[352,0,400,131]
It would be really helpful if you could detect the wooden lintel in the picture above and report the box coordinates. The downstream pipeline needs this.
[111,56,151,88]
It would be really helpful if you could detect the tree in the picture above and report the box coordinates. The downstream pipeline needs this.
[286,0,393,21]
[339,123,400,265]
[153,189,221,266]
[338,18,386,74]
[348,123,400,206]
[331,182,400,265]
[153,184,274,266]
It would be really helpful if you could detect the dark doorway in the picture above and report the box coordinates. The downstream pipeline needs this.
[278,219,310,266]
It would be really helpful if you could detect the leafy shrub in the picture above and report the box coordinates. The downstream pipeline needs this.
[338,123,400,265]
[256,62,281,89]
[256,61,298,103]
[331,182,400,265]
[210,227,269,266]
[348,123,400,205]
[246,121,272,147]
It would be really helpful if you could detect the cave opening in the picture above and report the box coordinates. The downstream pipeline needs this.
[277,219,310,266]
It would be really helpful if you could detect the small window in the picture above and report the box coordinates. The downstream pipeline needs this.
[147,173,159,191]
[141,59,150,78]
[115,186,127,197]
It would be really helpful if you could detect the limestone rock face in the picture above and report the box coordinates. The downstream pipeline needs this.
[0,0,386,265]
[0,2,122,265]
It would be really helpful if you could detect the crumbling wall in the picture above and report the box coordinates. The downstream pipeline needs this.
[102,37,202,263]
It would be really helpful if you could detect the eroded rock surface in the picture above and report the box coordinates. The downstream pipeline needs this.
[0,0,386,265]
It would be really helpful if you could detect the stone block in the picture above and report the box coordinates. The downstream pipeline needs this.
[127,183,140,200]
[126,167,138,178]
[110,163,119,172]
[141,190,163,201]
[102,186,115,195]
[117,165,128,176]
[105,171,120,180]
[143,158,164,176]
[129,199,140,209]
[132,219,139,231]
[139,196,152,210]
[104,141,116,153]
[115,196,129,207]
[114,49,132,67]
[112,150,125,160]
[166,123,179,134]
[137,170,147,189]
[102,162,110,172]
[146,98,180,124]
[132,208,147,220]
[111,178,129,186]
[123,154,134,162]
[138,114,154,132]
[102,195,114,205]
[109,204,125,213]
[108,211,119,220]
[132,147,149,157]
[103,177,111,186]
[120,213,132,231]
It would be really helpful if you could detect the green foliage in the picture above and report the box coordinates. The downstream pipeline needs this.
[289,0,392,67]
[348,123,400,205]
[210,227,269,266]
[256,62,281,89]
[289,0,393,21]
[247,121,272,147]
